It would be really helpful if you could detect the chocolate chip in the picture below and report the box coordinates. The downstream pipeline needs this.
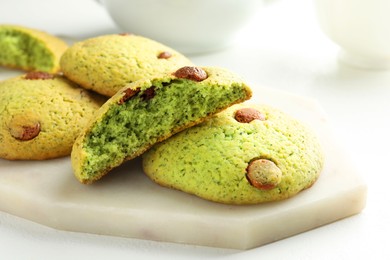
[141,87,156,101]
[173,66,208,82]
[118,32,132,36]
[10,122,41,141]
[246,158,282,190]
[24,72,54,80]
[118,88,140,104]
[234,108,265,123]
[158,51,172,59]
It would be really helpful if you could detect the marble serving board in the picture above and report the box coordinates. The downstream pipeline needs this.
[0,70,367,249]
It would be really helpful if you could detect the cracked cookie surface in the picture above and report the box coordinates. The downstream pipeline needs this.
[60,34,193,97]
[0,72,105,160]
[142,103,324,204]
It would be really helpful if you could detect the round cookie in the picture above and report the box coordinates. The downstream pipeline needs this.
[0,72,106,160]
[0,24,68,73]
[60,34,193,97]
[142,103,324,205]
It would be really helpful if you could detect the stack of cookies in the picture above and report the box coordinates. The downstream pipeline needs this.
[0,25,324,205]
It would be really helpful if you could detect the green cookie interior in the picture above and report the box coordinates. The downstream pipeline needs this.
[0,28,55,72]
[74,73,251,183]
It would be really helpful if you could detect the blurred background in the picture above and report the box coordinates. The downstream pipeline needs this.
[1,0,390,259]
[0,0,120,38]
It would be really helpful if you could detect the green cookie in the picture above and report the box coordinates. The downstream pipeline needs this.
[142,103,324,205]
[60,33,193,97]
[0,72,105,160]
[71,66,252,184]
[0,24,68,73]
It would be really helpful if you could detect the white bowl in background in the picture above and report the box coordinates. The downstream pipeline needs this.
[98,0,263,54]
[315,0,390,69]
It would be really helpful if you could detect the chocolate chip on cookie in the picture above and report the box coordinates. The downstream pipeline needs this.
[246,158,282,190]
[173,66,208,82]
[234,108,265,123]
[141,87,156,101]
[158,51,172,59]
[118,88,141,105]
[9,122,41,141]
[25,71,55,80]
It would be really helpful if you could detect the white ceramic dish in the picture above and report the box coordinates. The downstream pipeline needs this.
[97,0,263,54]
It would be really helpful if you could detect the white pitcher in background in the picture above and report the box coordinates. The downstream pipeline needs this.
[315,0,390,70]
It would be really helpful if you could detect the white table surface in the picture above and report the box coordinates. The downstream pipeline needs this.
[0,0,389,259]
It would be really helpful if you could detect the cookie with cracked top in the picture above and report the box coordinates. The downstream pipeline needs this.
[142,103,324,204]
[0,72,105,160]
[60,34,193,97]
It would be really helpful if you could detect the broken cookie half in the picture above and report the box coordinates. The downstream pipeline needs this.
[71,66,252,184]
[0,25,68,73]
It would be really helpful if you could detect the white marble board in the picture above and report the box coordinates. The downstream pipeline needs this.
[0,69,367,249]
